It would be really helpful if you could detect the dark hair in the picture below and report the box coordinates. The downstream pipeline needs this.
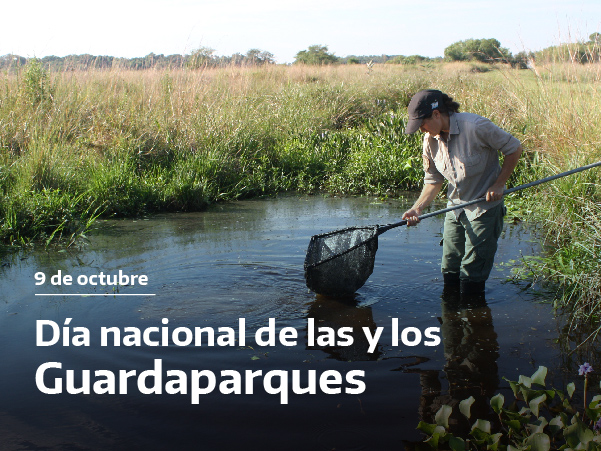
[419,92,460,120]
[441,93,460,113]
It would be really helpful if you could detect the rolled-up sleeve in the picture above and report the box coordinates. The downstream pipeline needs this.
[475,117,521,156]
[422,140,444,184]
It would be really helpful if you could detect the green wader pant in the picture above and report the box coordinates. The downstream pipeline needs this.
[441,202,505,283]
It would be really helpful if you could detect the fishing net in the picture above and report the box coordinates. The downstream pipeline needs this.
[304,226,379,298]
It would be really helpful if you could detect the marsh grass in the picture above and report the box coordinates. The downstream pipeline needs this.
[490,62,601,325]
[0,64,429,245]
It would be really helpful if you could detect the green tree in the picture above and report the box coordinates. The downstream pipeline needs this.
[387,54,436,65]
[294,45,339,65]
[188,47,216,69]
[443,42,469,62]
[511,51,532,69]
[244,49,275,65]
[444,38,512,63]
[0,54,27,71]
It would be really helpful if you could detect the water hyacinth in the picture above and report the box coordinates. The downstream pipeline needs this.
[416,365,601,447]
[579,362,594,376]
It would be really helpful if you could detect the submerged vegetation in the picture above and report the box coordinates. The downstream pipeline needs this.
[1,59,600,325]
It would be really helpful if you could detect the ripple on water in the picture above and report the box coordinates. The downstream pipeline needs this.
[141,261,314,329]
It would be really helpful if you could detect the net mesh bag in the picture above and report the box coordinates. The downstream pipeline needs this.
[304,226,379,298]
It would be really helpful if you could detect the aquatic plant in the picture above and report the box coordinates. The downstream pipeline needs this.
[416,365,601,450]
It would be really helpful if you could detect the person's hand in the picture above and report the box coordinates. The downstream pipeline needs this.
[402,208,422,226]
[486,183,504,202]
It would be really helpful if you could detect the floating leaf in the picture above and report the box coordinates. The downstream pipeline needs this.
[433,426,446,434]
[459,396,475,419]
[449,436,466,451]
[507,419,523,432]
[564,417,594,447]
[531,366,547,386]
[567,382,576,399]
[425,426,446,448]
[585,406,601,423]
[417,421,436,435]
[528,416,548,434]
[521,387,547,404]
[425,428,443,448]
[548,415,565,436]
[490,393,504,414]
[529,394,547,417]
[519,375,533,388]
[471,426,491,442]
[435,405,452,429]
[507,379,520,399]
[489,433,503,451]
[527,433,551,451]
[251,356,260,360]
[471,419,491,434]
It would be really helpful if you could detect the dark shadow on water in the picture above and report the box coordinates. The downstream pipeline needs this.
[404,287,501,446]
[305,294,383,361]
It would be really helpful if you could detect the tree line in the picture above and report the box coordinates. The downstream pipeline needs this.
[2,34,600,71]
[0,48,277,72]
[295,35,601,68]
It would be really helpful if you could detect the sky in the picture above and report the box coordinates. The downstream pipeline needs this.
[2,0,600,64]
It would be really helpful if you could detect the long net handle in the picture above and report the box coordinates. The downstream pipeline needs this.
[378,160,601,234]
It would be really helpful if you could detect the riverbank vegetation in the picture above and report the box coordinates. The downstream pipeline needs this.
[1,59,600,326]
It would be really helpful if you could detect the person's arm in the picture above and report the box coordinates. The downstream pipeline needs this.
[402,182,444,226]
[485,145,523,202]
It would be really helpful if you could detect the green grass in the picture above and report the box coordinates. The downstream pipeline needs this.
[0,63,427,245]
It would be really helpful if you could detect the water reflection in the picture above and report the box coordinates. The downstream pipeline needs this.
[416,288,500,436]
[305,295,382,361]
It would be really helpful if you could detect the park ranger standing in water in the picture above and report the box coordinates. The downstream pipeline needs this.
[402,89,523,295]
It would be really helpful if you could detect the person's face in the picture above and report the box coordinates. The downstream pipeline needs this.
[419,110,444,136]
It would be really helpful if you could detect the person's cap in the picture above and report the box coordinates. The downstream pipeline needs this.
[404,89,446,134]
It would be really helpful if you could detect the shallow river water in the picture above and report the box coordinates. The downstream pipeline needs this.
[0,195,571,450]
